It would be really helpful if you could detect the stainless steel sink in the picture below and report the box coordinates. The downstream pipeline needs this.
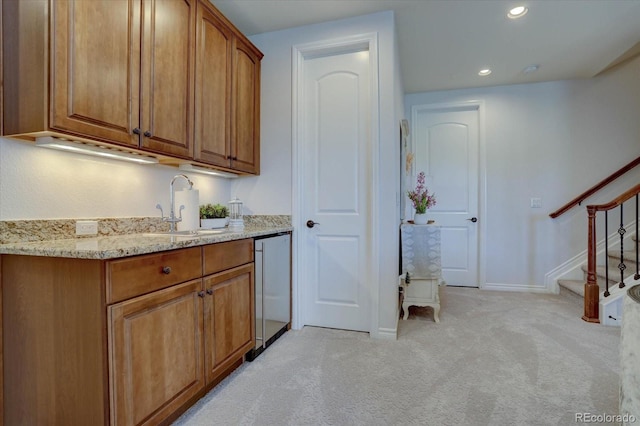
[142,229,230,238]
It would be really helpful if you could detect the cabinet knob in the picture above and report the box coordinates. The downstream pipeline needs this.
[161,266,171,275]
[206,288,213,295]
[132,128,141,135]
[198,291,205,298]
[144,131,152,137]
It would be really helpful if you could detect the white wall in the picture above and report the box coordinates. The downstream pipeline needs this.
[405,56,640,290]
[0,137,232,220]
[246,11,403,337]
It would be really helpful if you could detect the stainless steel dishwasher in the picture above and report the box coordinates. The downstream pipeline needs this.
[246,232,291,361]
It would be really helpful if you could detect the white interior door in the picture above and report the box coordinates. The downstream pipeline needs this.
[412,106,480,287]
[301,49,371,332]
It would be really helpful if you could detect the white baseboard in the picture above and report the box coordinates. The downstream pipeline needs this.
[483,282,552,293]
[376,327,398,340]
[544,251,588,294]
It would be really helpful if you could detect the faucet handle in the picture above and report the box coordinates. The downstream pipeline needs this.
[176,205,184,222]
[155,204,165,219]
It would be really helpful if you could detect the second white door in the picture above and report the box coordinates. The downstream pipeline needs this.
[412,105,480,287]
[301,49,371,332]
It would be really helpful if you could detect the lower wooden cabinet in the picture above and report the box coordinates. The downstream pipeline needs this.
[109,279,205,426]
[1,239,256,425]
[1,256,108,425]
[204,264,255,384]
[108,265,255,426]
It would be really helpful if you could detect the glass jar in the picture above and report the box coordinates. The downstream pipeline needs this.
[228,197,244,230]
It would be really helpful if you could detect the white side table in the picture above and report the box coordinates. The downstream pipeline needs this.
[400,224,445,322]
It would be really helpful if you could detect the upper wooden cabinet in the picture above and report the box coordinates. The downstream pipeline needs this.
[194,1,233,168]
[194,0,262,174]
[0,1,4,136]
[48,0,141,148]
[3,0,194,158]
[139,0,195,158]
[2,0,261,173]
[231,37,262,174]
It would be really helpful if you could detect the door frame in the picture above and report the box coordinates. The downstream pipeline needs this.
[410,100,487,289]
[291,33,380,334]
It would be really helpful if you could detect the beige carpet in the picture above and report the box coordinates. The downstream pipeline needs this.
[173,287,621,426]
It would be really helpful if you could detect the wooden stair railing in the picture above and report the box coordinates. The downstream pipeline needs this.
[583,183,640,323]
[549,155,640,218]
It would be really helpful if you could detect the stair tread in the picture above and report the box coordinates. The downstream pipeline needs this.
[607,250,638,263]
[558,279,585,297]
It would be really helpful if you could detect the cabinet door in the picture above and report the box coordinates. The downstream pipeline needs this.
[1,1,3,136]
[140,0,195,158]
[109,279,204,426]
[231,38,262,174]
[51,0,140,147]
[203,263,254,384]
[194,0,232,167]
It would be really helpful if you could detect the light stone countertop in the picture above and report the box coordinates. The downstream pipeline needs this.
[0,224,293,260]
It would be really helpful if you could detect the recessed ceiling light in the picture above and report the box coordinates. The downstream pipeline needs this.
[478,68,492,76]
[508,6,528,19]
[523,64,539,74]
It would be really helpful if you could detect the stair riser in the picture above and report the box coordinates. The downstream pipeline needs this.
[607,252,638,264]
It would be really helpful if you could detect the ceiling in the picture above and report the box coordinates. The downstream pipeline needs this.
[210,0,640,94]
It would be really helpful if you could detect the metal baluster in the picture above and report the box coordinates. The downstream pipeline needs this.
[633,194,640,280]
[619,205,626,289]
[605,211,610,297]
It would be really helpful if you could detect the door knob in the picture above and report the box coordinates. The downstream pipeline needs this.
[306,220,319,228]
[467,217,478,223]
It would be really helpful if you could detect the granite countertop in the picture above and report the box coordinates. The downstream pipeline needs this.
[0,224,293,260]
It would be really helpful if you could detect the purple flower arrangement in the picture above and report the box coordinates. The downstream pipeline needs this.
[407,172,436,214]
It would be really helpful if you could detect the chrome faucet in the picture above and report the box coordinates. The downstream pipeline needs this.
[156,174,194,233]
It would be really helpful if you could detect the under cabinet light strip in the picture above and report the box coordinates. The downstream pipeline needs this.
[179,163,238,179]
[35,137,159,164]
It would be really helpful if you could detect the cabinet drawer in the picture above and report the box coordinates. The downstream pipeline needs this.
[107,247,202,304]
[203,239,253,275]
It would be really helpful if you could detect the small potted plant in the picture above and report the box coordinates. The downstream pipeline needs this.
[408,171,436,225]
[199,203,228,229]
